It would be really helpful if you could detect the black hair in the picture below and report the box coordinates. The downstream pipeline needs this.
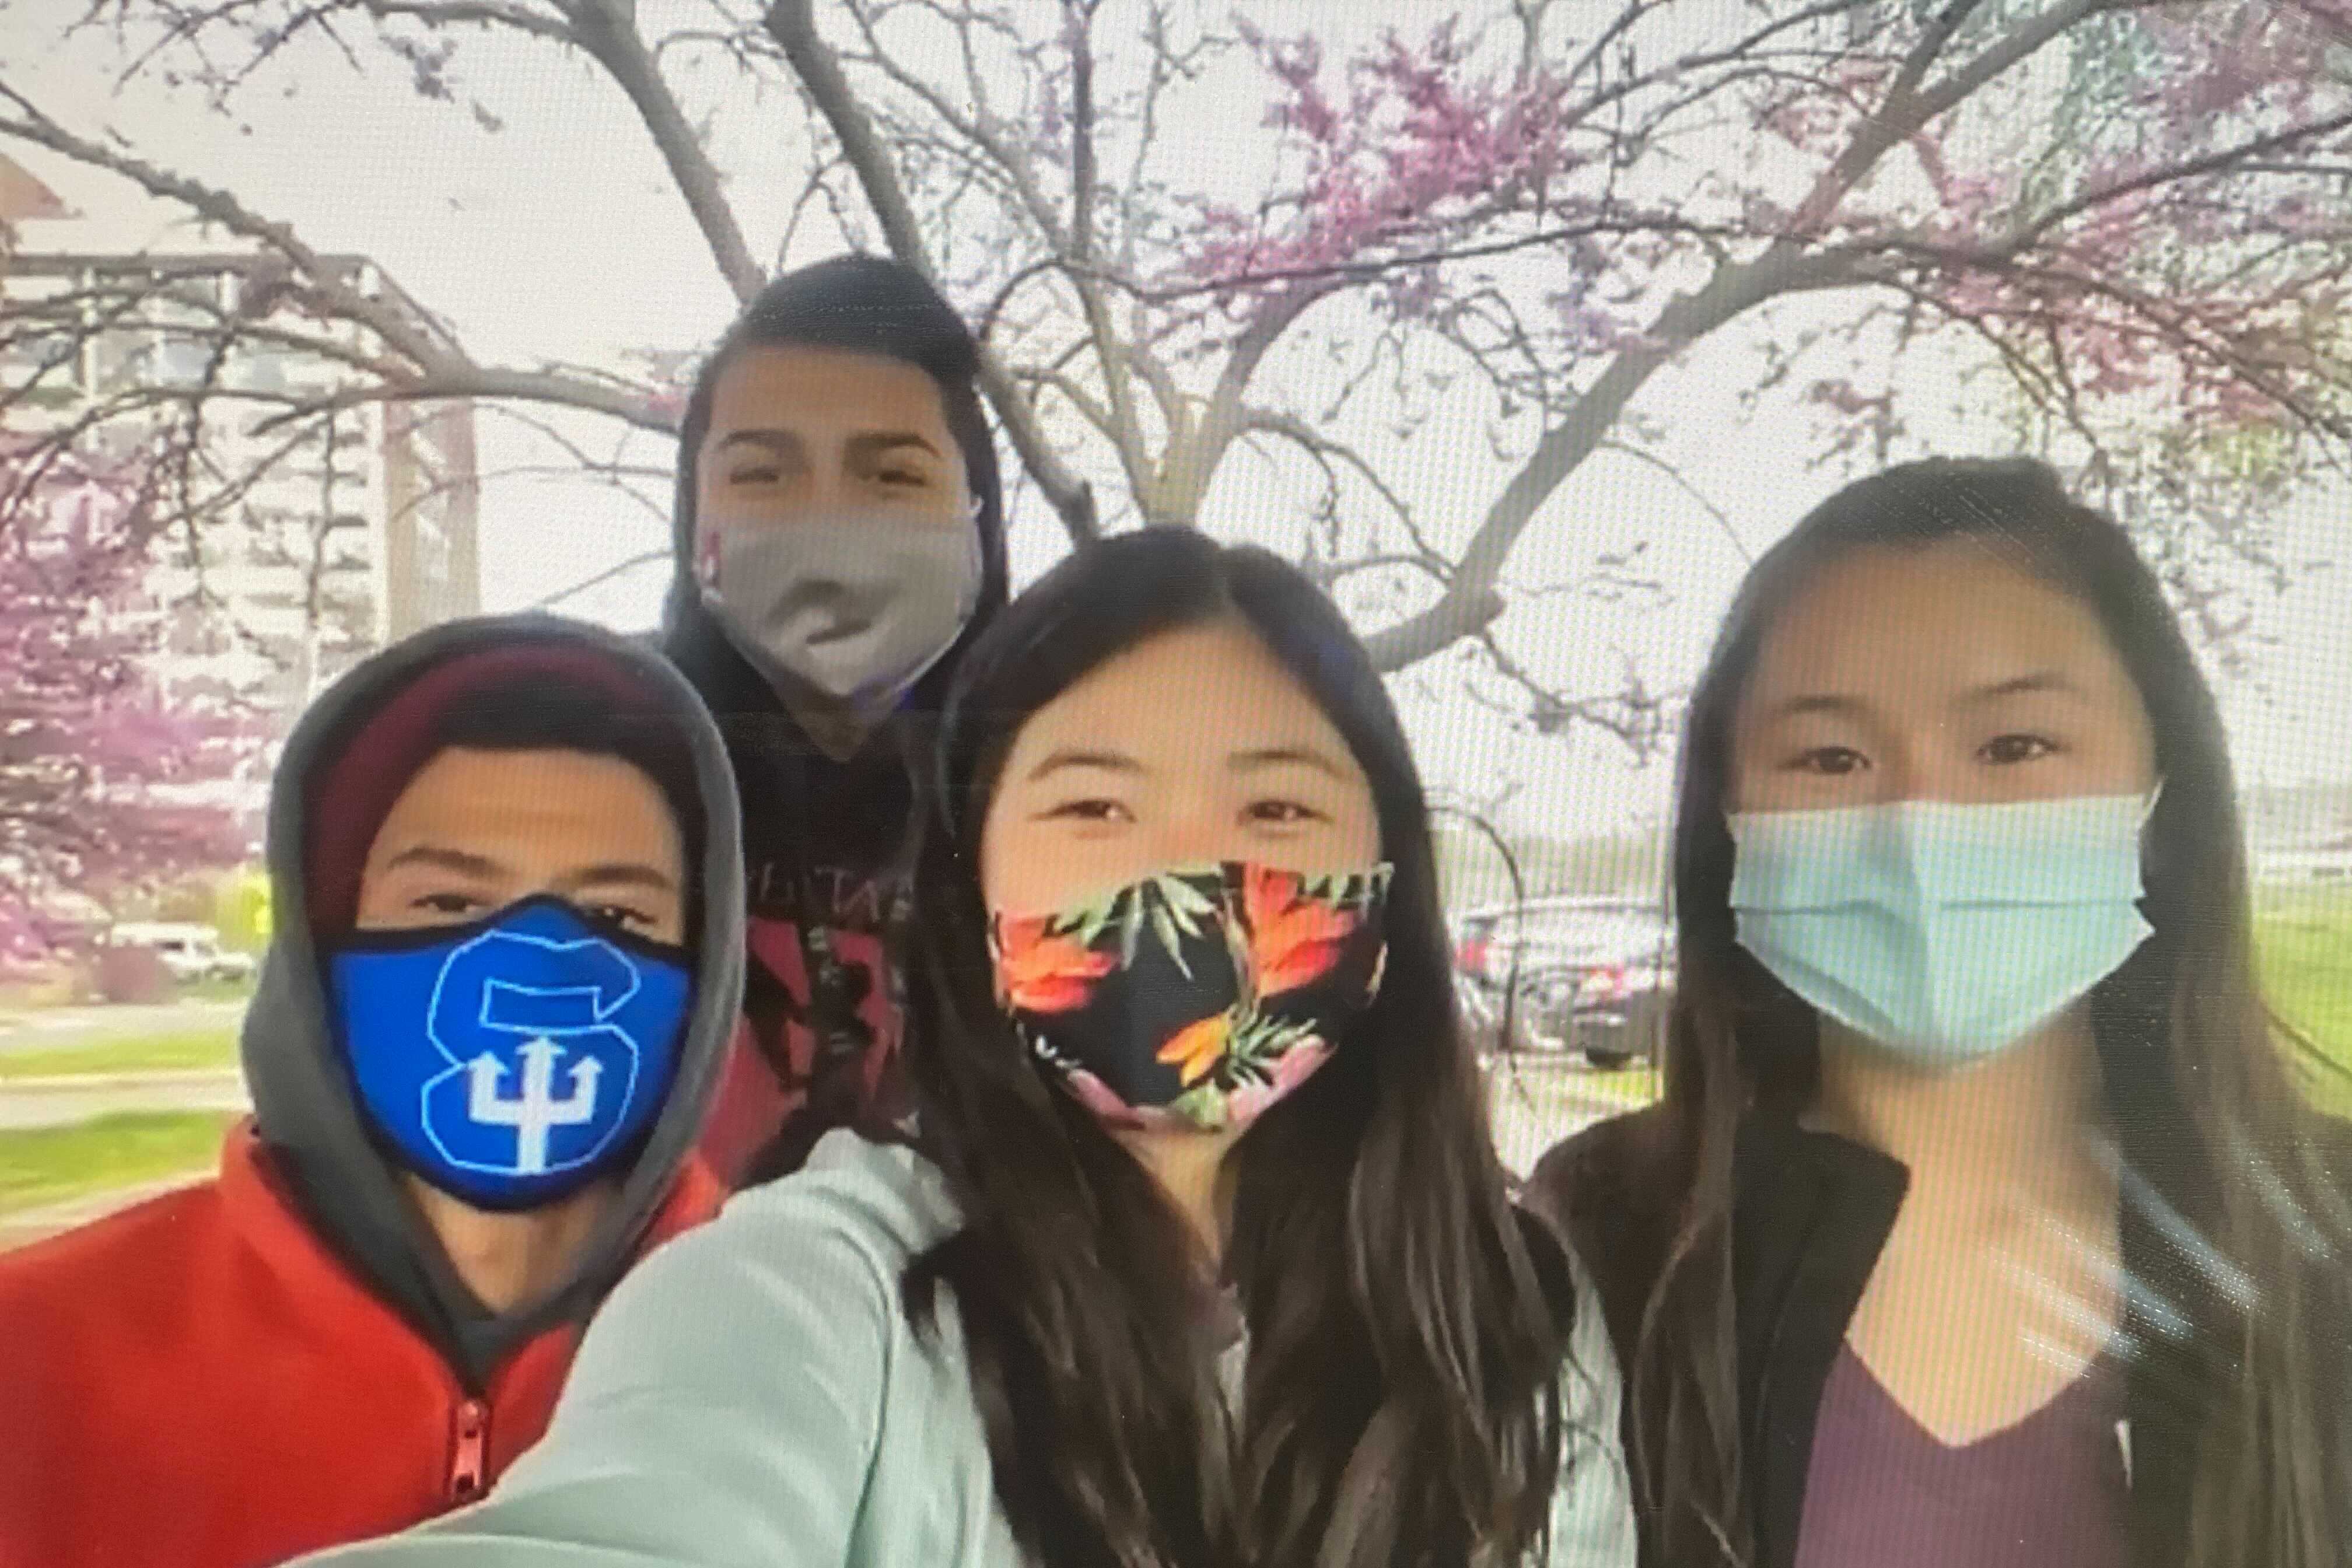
[1630,456,2352,1566]
[900,528,1575,1566]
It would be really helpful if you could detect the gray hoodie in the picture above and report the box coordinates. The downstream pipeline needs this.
[243,612,746,1384]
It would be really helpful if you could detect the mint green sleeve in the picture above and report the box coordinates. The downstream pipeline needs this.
[295,1187,895,1568]
[1544,1242,1639,1566]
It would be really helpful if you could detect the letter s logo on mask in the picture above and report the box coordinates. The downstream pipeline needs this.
[330,897,693,1209]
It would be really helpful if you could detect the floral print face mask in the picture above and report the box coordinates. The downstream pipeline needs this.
[989,862,1391,1133]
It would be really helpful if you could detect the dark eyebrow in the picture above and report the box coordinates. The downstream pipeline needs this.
[845,430,944,464]
[1024,748,1145,784]
[559,863,680,895]
[1763,670,2084,725]
[1229,745,1353,783]
[381,845,505,879]
[710,429,808,461]
[1763,692,1871,723]
[1961,669,2083,705]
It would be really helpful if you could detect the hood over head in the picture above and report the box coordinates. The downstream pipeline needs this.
[243,612,745,1381]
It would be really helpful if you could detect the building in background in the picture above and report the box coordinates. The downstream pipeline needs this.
[1,154,481,725]
[0,154,71,262]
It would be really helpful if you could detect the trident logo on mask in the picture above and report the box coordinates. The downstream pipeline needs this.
[426,924,645,1177]
[332,897,692,1210]
[454,958,635,1172]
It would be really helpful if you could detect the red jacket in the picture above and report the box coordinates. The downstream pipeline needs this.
[0,1121,723,1568]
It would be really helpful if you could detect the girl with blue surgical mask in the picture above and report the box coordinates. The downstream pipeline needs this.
[1528,459,2351,1568]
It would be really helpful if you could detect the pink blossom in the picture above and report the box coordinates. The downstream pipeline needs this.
[1176,22,1577,309]
[1,445,258,969]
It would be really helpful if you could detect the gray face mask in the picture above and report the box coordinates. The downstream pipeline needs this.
[697,510,982,761]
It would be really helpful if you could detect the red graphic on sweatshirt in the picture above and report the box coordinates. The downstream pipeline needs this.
[695,915,899,1185]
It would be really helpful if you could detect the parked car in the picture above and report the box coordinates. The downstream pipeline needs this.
[1452,896,1675,1068]
[103,922,258,986]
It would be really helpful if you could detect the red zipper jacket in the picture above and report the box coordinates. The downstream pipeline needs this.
[0,620,750,1568]
[0,1121,723,1568]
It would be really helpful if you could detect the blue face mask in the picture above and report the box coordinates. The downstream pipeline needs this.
[329,896,693,1210]
[1727,792,2157,1070]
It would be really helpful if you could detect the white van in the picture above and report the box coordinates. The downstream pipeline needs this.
[104,923,258,984]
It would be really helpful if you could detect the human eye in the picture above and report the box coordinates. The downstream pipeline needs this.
[1040,797,1133,825]
[1979,732,2058,766]
[1244,798,1326,827]
[728,463,782,485]
[579,902,656,934]
[413,890,486,918]
[878,465,930,489]
[1785,746,1868,776]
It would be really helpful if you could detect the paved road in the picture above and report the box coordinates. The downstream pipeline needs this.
[0,1069,250,1130]
[0,1000,247,1055]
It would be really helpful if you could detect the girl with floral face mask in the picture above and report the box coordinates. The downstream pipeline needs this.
[298,530,1636,1568]
[1527,459,2352,1568]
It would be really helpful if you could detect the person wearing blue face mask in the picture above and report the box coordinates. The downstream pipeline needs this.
[0,616,744,1568]
[1527,458,2352,1568]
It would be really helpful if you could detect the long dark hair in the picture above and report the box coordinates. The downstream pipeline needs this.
[660,253,1010,716]
[1637,457,2351,1566]
[900,528,1576,1566]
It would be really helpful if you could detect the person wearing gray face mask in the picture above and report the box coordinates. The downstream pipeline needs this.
[696,506,984,764]
[657,255,1010,1192]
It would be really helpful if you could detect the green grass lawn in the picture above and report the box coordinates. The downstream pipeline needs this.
[0,1020,243,1224]
[0,1111,234,1217]
[2255,885,2352,1119]
[1584,1065,1663,1105]
[178,977,259,1005]
[0,1026,242,1082]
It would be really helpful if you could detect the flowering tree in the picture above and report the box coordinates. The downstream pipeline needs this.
[4,0,2348,744]
[0,450,251,964]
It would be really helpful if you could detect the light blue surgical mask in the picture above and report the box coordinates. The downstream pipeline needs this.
[1727,791,2157,1069]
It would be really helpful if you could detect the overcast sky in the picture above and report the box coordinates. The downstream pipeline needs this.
[9,0,2348,842]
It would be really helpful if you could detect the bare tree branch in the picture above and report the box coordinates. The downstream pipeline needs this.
[1986,107,2352,258]
[766,0,1101,540]
[1239,405,1420,536]
[1358,0,2168,670]
[1596,440,1755,564]
[0,90,677,432]
[23,0,2345,722]
[1049,0,1156,516]
[534,545,668,606]
[0,86,450,370]
[1012,363,1115,440]
[1362,241,1855,668]
[564,0,765,302]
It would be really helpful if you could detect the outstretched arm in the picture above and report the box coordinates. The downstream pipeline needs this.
[294,1188,894,1568]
